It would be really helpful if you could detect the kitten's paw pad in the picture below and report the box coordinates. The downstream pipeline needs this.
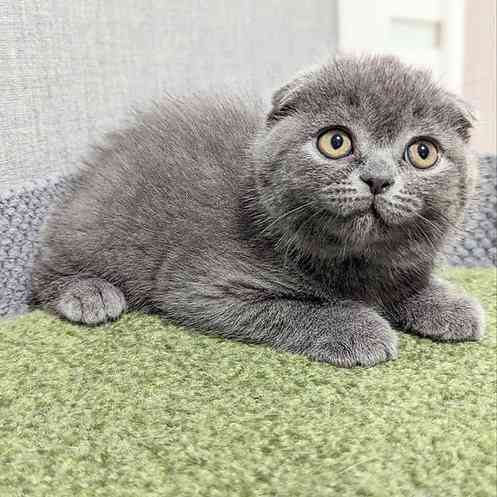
[412,296,486,341]
[54,278,127,325]
[310,316,398,368]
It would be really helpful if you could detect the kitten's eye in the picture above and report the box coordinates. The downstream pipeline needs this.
[406,140,439,169]
[317,129,353,159]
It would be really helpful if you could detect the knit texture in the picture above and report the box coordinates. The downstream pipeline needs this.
[0,176,68,317]
[0,268,495,497]
[444,155,497,267]
[0,156,496,318]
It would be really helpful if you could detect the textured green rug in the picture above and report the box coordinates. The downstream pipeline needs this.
[1,268,495,497]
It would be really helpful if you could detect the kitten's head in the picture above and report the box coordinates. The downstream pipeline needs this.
[253,55,478,265]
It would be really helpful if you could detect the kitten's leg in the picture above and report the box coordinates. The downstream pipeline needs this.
[161,297,398,367]
[384,277,485,341]
[34,277,127,325]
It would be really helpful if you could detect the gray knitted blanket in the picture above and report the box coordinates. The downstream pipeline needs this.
[1,156,496,318]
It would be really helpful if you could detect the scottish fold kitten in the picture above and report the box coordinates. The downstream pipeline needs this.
[31,55,485,367]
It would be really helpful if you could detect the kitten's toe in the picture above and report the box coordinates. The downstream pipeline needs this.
[309,314,399,367]
[54,278,127,325]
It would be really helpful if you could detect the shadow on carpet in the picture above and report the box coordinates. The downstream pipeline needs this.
[0,268,496,497]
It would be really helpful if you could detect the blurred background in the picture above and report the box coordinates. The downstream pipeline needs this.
[1,0,495,191]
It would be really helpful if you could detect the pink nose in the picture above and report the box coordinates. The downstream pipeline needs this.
[360,174,395,195]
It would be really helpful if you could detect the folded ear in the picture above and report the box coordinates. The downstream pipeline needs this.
[451,94,478,142]
[266,68,317,125]
[266,83,298,124]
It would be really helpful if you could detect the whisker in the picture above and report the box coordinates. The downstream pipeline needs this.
[410,211,448,241]
[259,200,317,236]
[431,210,466,236]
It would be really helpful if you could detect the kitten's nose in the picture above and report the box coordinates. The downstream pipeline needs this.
[360,174,395,195]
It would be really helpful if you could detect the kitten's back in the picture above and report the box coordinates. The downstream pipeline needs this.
[32,94,264,306]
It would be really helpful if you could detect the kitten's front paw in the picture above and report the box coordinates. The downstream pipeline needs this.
[407,294,486,342]
[53,278,127,325]
[308,312,398,368]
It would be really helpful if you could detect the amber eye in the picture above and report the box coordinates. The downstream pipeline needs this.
[406,139,439,169]
[317,129,353,159]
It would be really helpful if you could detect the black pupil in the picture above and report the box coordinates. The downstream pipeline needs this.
[331,134,343,150]
[417,143,429,160]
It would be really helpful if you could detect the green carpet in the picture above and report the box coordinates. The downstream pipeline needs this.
[1,268,495,497]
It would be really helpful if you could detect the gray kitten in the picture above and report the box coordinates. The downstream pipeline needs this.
[31,55,486,367]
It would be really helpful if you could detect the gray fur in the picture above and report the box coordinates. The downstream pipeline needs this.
[30,55,485,367]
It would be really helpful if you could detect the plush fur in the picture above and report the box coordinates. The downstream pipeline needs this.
[30,55,485,367]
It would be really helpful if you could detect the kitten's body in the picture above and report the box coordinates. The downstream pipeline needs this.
[31,56,485,367]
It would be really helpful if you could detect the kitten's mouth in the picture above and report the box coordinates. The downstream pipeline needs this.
[355,202,384,222]
[370,203,383,220]
[350,202,391,233]
[322,198,393,229]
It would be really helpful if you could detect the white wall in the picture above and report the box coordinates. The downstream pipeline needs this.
[463,0,496,154]
[337,0,465,95]
[1,0,338,190]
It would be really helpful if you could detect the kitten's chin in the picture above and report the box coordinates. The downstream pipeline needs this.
[346,211,387,243]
